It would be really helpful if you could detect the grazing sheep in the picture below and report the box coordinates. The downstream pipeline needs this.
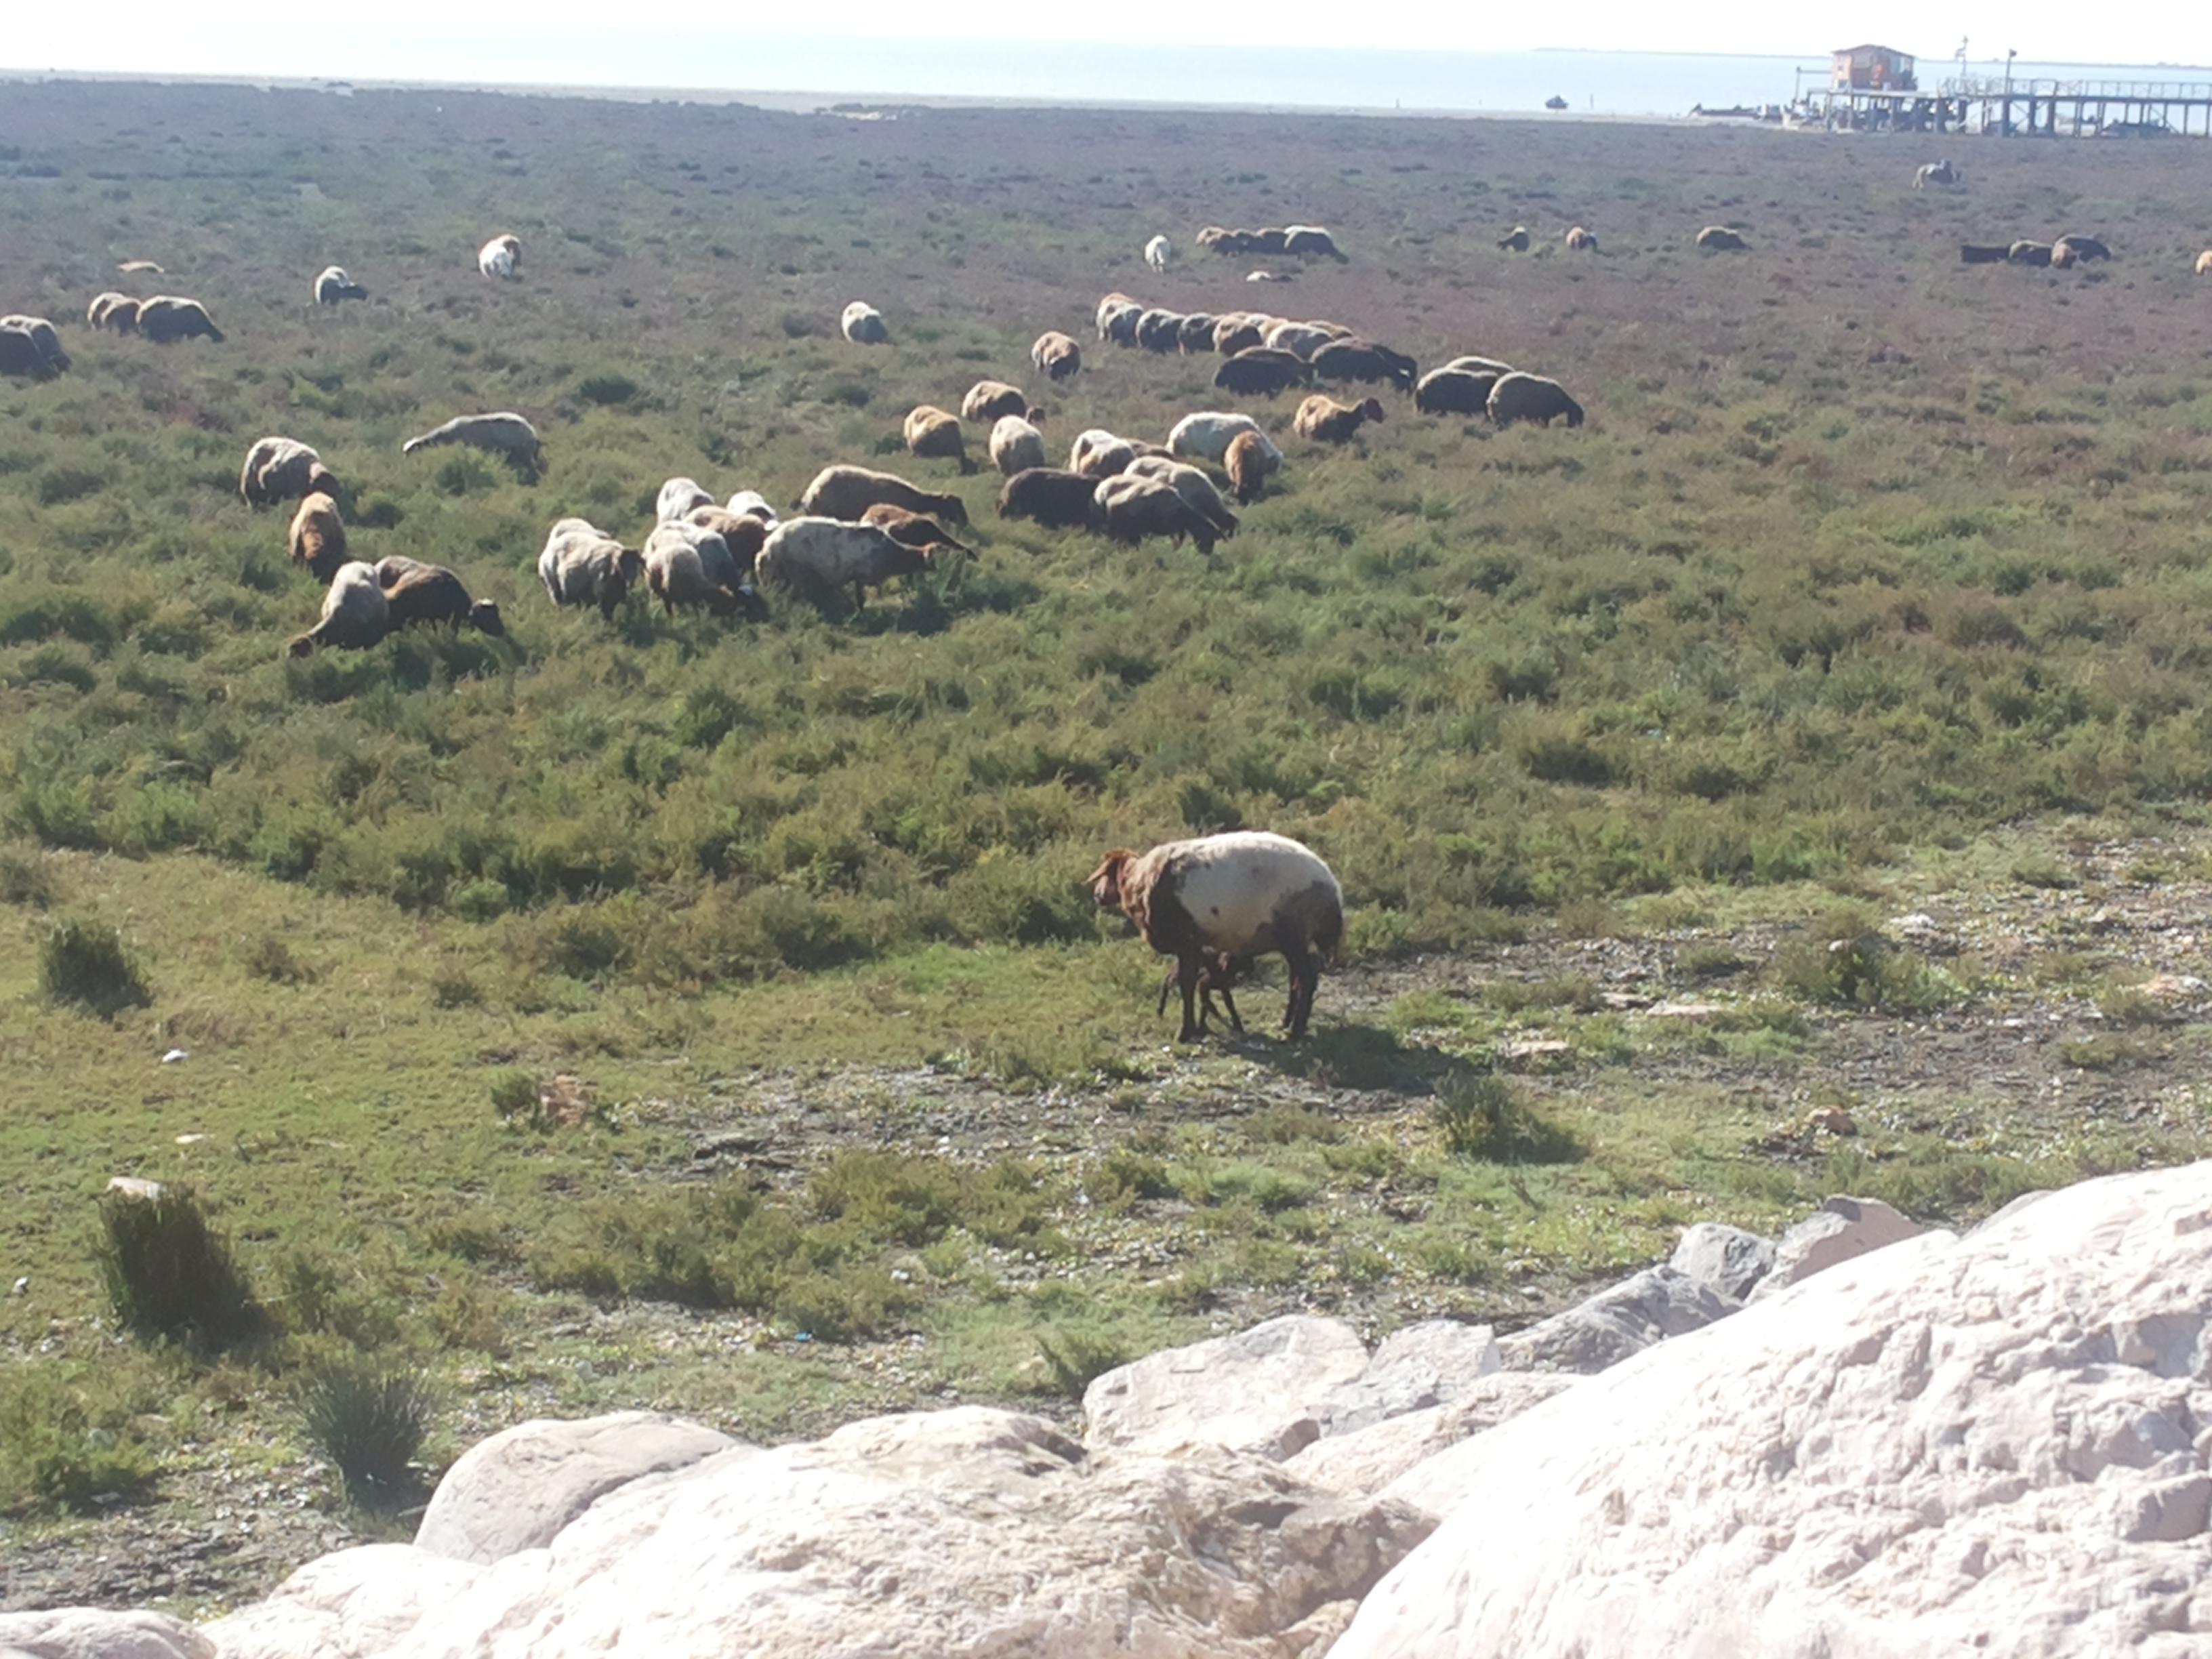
[962,381,1034,425]
[1247,270,1296,284]
[1101,302,1143,346]
[374,557,504,636]
[1214,315,1271,356]
[797,464,969,527]
[2053,234,2112,262]
[1310,339,1418,392]
[861,502,970,559]
[286,491,349,583]
[1031,330,1082,382]
[687,508,771,582]
[402,411,544,476]
[1195,226,1233,253]
[990,414,1048,476]
[1145,234,1175,273]
[539,520,643,620]
[642,522,756,617]
[1169,412,1282,472]
[1914,159,1959,190]
[758,516,930,609]
[903,405,975,472]
[477,234,521,279]
[1565,226,1597,251]
[241,437,339,508]
[1488,371,1584,428]
[117,259,163,274]
[657,477,717,523]
[0,315,68,375]
[726,489,779,524]
[1414,367,1502,416]
[314,266,369,304]
[1284,226,1347,262]
[1225,430,1271,505]
[1097,293,1141,342]
[1136,309,1186,353]
[2007,240,2053,268]
[840,301,890,344]
[2050,244,2078,270]
[1215,348,1313,396]
[1295,394,1386,443]
[1696,226,1750,252]
[1088,830,1343,1040]
[87,292,140,331]
[998,467,1102,529]
[1093,475,1221,555]
[1959,243,2012,264]
[1443,354,1515,376]
[1498,225,1532,252]
[2198,251,2212,276]
[1263,321,1336,359]
[1176,313,1219,354]
[289,562,390,657]
[1124,456,1240,540]
[1070,429,1139,480]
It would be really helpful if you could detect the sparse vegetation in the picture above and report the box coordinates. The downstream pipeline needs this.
[93,1187,265,1353]
[38,916,148,1015]
[295,1356,436,1503]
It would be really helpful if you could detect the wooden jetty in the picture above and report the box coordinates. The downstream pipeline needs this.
[1806,76,2212,138]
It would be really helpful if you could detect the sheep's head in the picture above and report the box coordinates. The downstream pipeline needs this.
[469,600,506,638]
[1086,851,1134,910]
[615,546,645,586]
[306,464,342,501]
[1360,398,1386,424]
[931,495,970,529]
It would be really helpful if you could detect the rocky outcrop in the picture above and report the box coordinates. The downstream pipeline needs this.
[0,1609,211,1659]
[1084,1313,1371,1459]
[1330,1161,2212,1658]
[1494,1264,1736,1373]
[1668,1221,1776,1302]
[1291,1372,1579,1506]
[1748,1193,1928,1301]
[1315,1319,1499,1436]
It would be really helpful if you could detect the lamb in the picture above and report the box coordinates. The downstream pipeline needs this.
[539,520,643,620]
[87,292,140,331]
[757,516,931,609]
[1136,309,1186,353]
[241,437,338,507]
[687,508,771,582]
[477,234,522,279]
[1155,949,1244,1033]
[1214,315,1272,355]
[1565,226,1598,251]
[2053,234,2112,262]
[1070,429,1138,480]
[1031,331,1082,381]
[1176,314,1219,354]
[314,266,369,304]
[2007,240,2053,268]
[797,465,969,527]
[996,468,1102,529]
[1913,159,1959,190]
[860,502,970,559]
[642,522,754,617]
[1414,367,1502,416]
[0,315,68,377]
[1093,475,1221,556]
[1498,225,1532,252]
[1088,830,1344,1040]
[962,381,1035,425]
[1294,394,1386,443]
[841,301,890,344]
[286,491,349,583]
[1124,456,1240,540]
[1696,226,1750,252]
[657,477,717,523]
[1487,371,1584,428]
[1169,412,1283,472]
[990,414,1049,476]
[1310,339,1418,392]
[402,411,543,476]
[1214,348,1313,396]
[287,562,390,657]
[1145,234,1175,273]
[373,557,504,636]
[903,406,975,472]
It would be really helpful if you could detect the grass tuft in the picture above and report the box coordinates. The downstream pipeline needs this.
[39,917,150,1016]
[295,1356,436,1503]
[94,1186,265,1353]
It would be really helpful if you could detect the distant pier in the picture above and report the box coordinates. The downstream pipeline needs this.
[1806,76,2212,138]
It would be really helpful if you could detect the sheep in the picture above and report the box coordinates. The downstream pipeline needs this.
[1488,371,1584,428]
[1136,309,1186,353]
[1070,429,1138,480]
[314,266,368,304]
[2198,251,2212,276]
[1443,354,1515,376]
[758,516,931,609]
[539,520,643,620]
[1168,412,1282,471]
[1295,394,1386,443]
[797,464,969,527]
[289,562,390,657]
[1414,367,1502,416]
[2007,240,2053,268]
[997,467,1101,529]
[374,557,504,636]
[1145,234,1175,273]
[1246,270,1296,284]
[1224,430,1270,504]
[861,502,970,558]
[1498,225,1532,252]
[2053,234,2112,262]
[726,489,779,524]
[642,522,753,617]
[1155,947,1246,1033]
[657,477,717,524]
[1176,313,1219,354]
[117,259,163,274]
[1251,229,1293,256]
[904,406,975,472]
[1124,456,1240,541]
[1310,339,1418,392]
[990,414,1048,476]
[2050,244,2078,270]
[286,491,349,583]
[1912,159,1959,190]
[1284,226,1347,262]
[687,507,772,583]
[1088,830,1343,1040]
[1565,226,1598,251]
[1093,475,1221,556]
[962,381,1034,425]
[477,233,522,279]
[0,315,68,377]
[841,301,890,344]
[87,292,140,331]
[1032,330,1082,382]
[1263,321,1336,359]
[241,437,339,507]
[402,411,543,476]
[1214,348,1313,396]
[1195,226,1233,254]
[1097,293,1142,342]
[1696,226,1750,253]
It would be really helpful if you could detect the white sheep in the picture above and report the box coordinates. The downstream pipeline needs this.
[990,415,1048,476]
[756,516,932,610]
[1145,234,1175,274]
[287,562,390,656]
[539,519,642,620]
[841,301,889,344]
[402,411,543,475]
[725,489,778,525]
[477,234,521,279]
[1168,411,1283,472]
[1069,428,1136,479]
[657,477,716,523]
[313,266,368,305]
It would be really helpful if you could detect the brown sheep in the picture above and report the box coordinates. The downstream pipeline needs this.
[758,517,931,611]
[997,468,1101,529]
[1031,331,1082,382]
[1135,309,1185,353]
[903,406,975,472]
[1696,226,1750,253]
[373,558,505,637]
[135,295,224,342]
[1488,371,1584,428]
[1414,367,1501,416]
[798,466,970,528]
[643,523,749,617]
[1176,313,1220,354]
[1215,348,1313,396]
[1224,430,1270,505]
[1565,226,1597,251]
[961,381,1034,425]
[1125,456,1240,541]
[687,507,771,585]
[287,492,349,584]
[539,520,642,620]
[861,502,970,559]
[1294,394,1386,443]
[1070,429,1138,480]
[1214,315,1271,356]
[1498,225,1532,251]
[242,436,340,508]
[1093,476,1222,556]
[1310,339,1418,392]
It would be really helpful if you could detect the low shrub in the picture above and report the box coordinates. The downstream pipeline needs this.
[0,1362,159,1515]
[1034,1328,1132,1401]
[1429,1071,1582,1164]
[39,916,149,1015]
[295,1356,435,1502]
[94,1185,264,1352]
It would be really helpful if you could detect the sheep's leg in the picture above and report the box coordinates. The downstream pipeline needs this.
[1155,964,1177,1019]
[853,581,867,611]
[1216,975,1246,1036]
[1174,953,1204,1042]
[1281,945,1317,1039]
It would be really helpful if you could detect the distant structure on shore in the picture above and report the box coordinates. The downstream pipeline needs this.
[1832,44,1918,94]
[1802,40,2212,138]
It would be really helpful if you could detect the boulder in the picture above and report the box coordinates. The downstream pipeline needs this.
[1292,1372,1579,1506]
[414,1409,741,1563]
[1085,1313,1370,1459]
[1328,1158,2212,1659]
[1315,1320,1499,1437]
[209,1406,1434,1659]
[1494,1265,1735,1374]
[1668,1221,1776,1303]
[1748,1193,1928,1302]
[0,1610,211,1659]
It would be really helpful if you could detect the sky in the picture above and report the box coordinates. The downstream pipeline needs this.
[0,4,2202,86]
